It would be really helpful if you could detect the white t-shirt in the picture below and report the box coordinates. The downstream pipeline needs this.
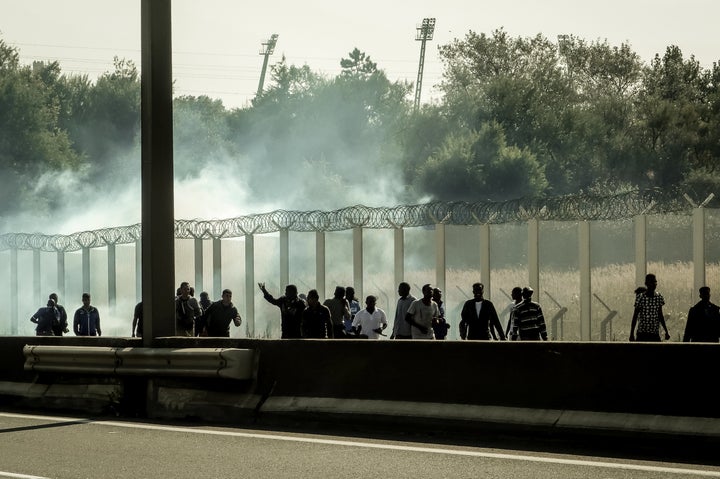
[406,299,439,339]
[352,308,388,339]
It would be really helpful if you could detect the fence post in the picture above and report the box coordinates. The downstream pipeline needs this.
[579,221,591,341]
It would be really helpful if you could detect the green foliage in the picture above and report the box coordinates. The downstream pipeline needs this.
[414,122,547,201]
[0,40,82,217]
[2,29,720,222]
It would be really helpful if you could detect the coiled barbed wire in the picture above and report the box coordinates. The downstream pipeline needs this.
[0,189,698,253]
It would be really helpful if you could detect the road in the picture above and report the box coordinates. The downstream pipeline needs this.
[1,411,719,478]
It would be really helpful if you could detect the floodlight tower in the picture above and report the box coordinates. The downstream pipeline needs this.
[257,33,278,97]
[413,17,435,111]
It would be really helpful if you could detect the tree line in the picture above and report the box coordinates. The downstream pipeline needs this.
[1,28,719,223]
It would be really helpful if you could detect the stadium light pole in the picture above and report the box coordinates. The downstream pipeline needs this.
[414,18,436,112]
[257,34,279,97]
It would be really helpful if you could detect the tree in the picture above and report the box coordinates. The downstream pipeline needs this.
[413,121,547,201]
[0,39,81,218]
[340,48,377,78]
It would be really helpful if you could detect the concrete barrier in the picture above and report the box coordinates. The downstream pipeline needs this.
[1,336,720,439]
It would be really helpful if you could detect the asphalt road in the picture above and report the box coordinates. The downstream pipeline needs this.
[1,411,719,479]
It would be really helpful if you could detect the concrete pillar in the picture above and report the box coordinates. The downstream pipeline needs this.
[194,237,204,294]
[693,207,706,293]
[108,243,117,314]
[245,234,255,338]
[56,251,65,300]
[528,219,540,294]
[394,228,404,289]
[634,215,647,288]
[82,247,90,294]
[33,249,41,306]
[10,249,18,335]
[280,228,289,288]
[213,237,222,299]
[480,224,491,298]
[435,223,446,294]
[141,0,176,342]
[579,221,591,341]
[316,231,326,299]
[353,226,363,300]
[135,239,141,303]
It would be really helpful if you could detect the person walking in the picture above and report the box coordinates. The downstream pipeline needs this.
[352,295,388,339]
[204,289,242,337]
[683,286,720,343]
[48,293,68,336]
[459,283,505,341]
[405,284,439,340]
[630,274,670,342]
[511,287,548,341]
[301,289,334,339]
[259,282,306,339]
[390,282,416,339]
[73,293,101,336]
[30,298,57,336]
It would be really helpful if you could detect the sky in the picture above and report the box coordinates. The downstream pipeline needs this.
[2,0,719,109]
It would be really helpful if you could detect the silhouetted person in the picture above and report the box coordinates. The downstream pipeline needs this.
[30,298,57,336]
[196,291,212,337]
[73,292,101,336]
[391,282,416,339]
[352,295,388,339]
[459,282,505,340]
[323,286,351,338]
[630,273,670,342]
[405,283,439,339]
[345,286,361,335]
[259,282,306,339]
[204,289,242,337]
[301,289,333,339]
[683,286,720,343]
[132,301,143,337]
[511,287,547,341]
[503,286,523,339]
[431,288,450,340]
[175,281,201,336]
[48,293,68,336]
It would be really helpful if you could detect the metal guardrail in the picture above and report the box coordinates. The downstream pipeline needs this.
[23,346,254,380]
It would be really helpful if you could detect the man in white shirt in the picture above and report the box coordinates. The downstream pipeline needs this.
[405,283,439,340]
[352,295,388,339]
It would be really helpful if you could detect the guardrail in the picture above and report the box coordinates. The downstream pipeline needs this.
[23,346,254,379]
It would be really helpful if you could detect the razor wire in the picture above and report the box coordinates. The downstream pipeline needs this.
[0,189,696,253]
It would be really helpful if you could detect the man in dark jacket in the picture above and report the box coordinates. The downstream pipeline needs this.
[683,286,720,342]
[73,293,101,336]
[31,298,57,336]
[49,293,68,336]
[459,282,505,340]
[204,289,242,337]
[258,282,306,338]
[301,289,334,339]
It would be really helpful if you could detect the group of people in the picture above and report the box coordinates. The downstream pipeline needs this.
[30,273,720,343]
[629,273,720,343]
[131,281,242,338]
[30,292,101,336]
[257,280,548,341]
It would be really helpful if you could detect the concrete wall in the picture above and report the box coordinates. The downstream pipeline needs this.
[2,337,720,436]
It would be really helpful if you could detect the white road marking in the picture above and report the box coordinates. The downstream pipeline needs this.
[2,412,719,477]
[0,472,51,479]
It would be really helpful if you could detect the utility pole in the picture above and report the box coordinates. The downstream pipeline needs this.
[414,18,435,111]
[257,34,278,97]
